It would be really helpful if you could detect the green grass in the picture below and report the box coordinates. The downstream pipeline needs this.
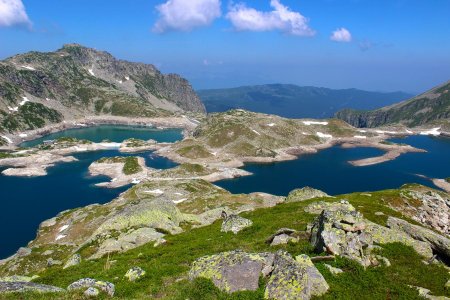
[24,190,449,299]
[176,144,213,159]
[446,178,450,183]
[96,156,143,175]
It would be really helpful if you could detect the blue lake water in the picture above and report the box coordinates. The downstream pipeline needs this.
[1,132,449,259]
[20,125,183,148]
[216,136,450,196]
[1,126,180,259]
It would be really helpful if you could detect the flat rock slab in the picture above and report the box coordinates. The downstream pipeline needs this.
[0,281,65,294]
[189,250,274,293]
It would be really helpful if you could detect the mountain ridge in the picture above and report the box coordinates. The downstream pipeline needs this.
[197,83,412,119]
[0,44,205,133]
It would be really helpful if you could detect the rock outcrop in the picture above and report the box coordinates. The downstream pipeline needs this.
[0,281,64,294]
[125,267,146,282]
[286,187,330,203]
[221,213,253,234]
[266,228,301,246]
[265,251,329,300]
[189,250,328,299]
[387,217,450,260]
[68,278,115,297]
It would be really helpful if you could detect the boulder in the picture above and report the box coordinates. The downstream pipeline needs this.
[189,250,274,293]
[0,275,38,282]
[0,282,65,294]
[387,217,450,260]
[324,264,343,275]
[309,206,373,266]
[266,228,301,246]
[265,251,329,300]
[221,214,253,234]
[286,187,330,203]
[304,200,355,215]
[125,267,146,282]
[63,254,81,269]
[68,278,115,297]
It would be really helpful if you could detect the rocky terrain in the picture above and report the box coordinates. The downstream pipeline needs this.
[0,180,449,299]
[336,80,450,130]
[0,44,205,134]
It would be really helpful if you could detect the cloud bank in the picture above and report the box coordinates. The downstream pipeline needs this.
[0,0,31,28]
[226,0,315,36]
[153,0,221,33]
[330,27,352,42]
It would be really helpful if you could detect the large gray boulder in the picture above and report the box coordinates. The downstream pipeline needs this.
[266,228,301,246]
[309,206,373,266]
[387,217,450,260]
[265,251,329,300]
[221,214,253,234]
[63,253,81,269]
[189,250,274,293]
[0,282,65,294]
[286,187,330,203]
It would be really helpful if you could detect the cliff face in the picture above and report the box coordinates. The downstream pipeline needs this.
[0,44,205,133]
[336,81,450,128]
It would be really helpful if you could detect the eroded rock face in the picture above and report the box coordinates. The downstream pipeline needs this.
[387,217,450,260]
[0,281,65,294]
[189,250,274,293]
[286,187,330,203]
[221,214,253,234]
[265,251,329,300]
[68,278,115,297]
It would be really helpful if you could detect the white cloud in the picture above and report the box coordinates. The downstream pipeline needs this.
[0,0,31,28]
[226,0,315,36]
[153,0,221,33]
[330,27,352,42]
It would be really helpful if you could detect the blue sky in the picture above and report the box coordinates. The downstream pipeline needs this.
[1,0,450,93]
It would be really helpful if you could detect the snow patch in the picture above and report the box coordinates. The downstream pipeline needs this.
[125,76,130,81]
[19,97,30,106]
[376,130,397,135]
[267,123,276,127]
[19,133,28,138]
[131,178,141,184]
[316,132,332,139]
[420,127,441,136]
[358,130,367,133]
[174,192,183,196]
[252,129,261,136]
[55,234,66,241]
[117,80,123,84]
[1,136,13,144]
[8,106,18,112]
[21,65,35,71]
[406,129,413,134]
[59,225,69,233]
[354,135,367,139]
[173,198,187,204]
[143,189,164,195]
[98,143,121,149]
[303,121,328,126]
[88,69,95,76]
[45,98,51,101]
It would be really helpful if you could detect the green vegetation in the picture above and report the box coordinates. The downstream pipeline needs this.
[8,187,447,299]
[96,156,143,175]
[176,144,213,159]
[1,103,62,132]
[446,177,450,183]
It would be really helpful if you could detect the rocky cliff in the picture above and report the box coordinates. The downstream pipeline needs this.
[0,44,205,133]
[336,80,450,128]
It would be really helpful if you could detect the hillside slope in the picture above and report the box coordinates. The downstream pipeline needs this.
[336,80,450,129]
[0,44,205,133]
[198,84,411,118]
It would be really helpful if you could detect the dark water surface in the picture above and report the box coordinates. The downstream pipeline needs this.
[1,134,449,259]
[20,125,183,148]
[216,136,450,196]
[1,126,180,259]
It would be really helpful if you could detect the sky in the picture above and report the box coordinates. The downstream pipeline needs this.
[1,0,450,93]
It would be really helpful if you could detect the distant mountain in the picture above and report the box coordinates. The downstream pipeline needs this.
[197,84,412,119]
[336,80,450,128]
[0,44,205,133]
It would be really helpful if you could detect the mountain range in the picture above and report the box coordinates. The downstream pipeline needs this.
[197,84,412,119]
